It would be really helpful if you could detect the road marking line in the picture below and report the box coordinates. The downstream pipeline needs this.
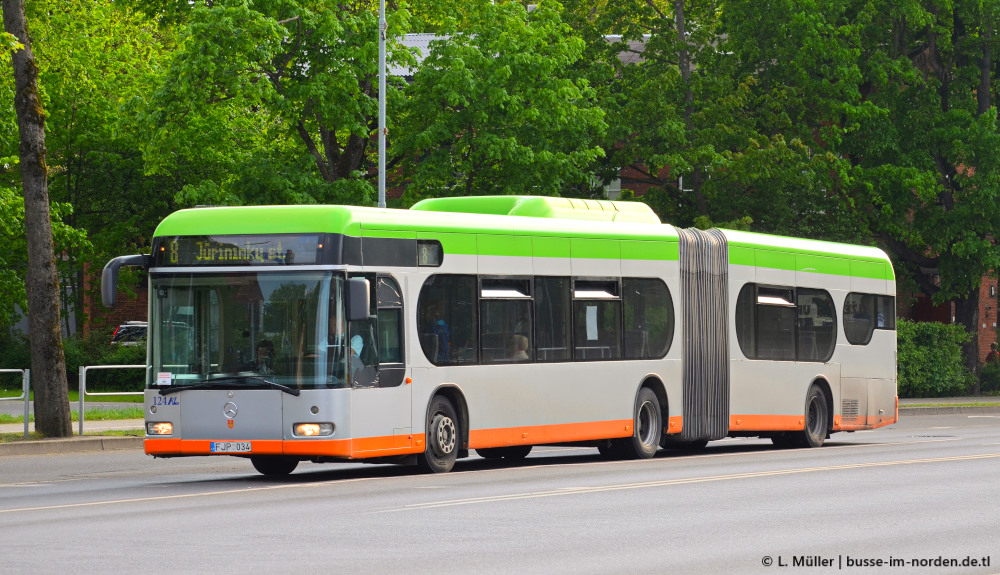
[383,452,1000,512]
[0,476,375,515]
[0,439,972,513]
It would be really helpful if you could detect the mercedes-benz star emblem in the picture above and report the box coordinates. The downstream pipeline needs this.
[223,402,238,419]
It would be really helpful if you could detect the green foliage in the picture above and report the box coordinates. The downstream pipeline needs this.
[0,330,144,392]
[980,362,1000,395]
[0,187,90,332]
[397,0,606,201]
[142,0,415,207]
[63,335,147,392]
[897,320,975,398]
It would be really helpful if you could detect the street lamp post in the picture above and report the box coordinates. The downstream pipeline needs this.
[377,0,387,208]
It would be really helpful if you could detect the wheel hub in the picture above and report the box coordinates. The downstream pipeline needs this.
[431,414,456,456]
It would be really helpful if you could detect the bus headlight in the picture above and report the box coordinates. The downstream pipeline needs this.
[293,422,334,437]
[147,422,173,435]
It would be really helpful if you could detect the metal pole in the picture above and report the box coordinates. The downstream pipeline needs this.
[78,365,85,436]
[377,0,387,208]
[23,369,29,439]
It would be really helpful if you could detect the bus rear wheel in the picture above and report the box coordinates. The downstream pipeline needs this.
[417,396,460,473]
[624,387,662,459]
[250,455,299,476]
[796,385,829,448]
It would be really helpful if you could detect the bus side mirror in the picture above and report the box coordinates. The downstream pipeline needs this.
[346,278,372,321]
[102,255,151,308]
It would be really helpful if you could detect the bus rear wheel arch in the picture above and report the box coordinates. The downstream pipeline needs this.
[771,382,831,448]
[601,386,662,459]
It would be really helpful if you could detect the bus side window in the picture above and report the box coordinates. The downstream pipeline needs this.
[417,275,478,365]
[843,293,875,345]
[535,277,571,362]
[572,280,622,361]
[623,278,674,359]
[480,278,532,364]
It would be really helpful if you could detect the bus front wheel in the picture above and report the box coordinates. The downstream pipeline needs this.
[250,455,299,476]
[417,396,460,473]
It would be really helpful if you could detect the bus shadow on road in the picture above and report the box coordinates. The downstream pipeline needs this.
[215,438,889,485]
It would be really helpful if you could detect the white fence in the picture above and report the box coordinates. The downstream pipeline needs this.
[0,369,30,438]
[78,365,144,436]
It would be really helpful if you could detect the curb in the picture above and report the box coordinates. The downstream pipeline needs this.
[899,405,1000,416]
[0,436,142,456]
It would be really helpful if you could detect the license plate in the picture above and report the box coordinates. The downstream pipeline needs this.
[211,441,251,453]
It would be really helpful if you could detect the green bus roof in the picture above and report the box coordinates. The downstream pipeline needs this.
[410,196,662,224]
[151,198,893,279]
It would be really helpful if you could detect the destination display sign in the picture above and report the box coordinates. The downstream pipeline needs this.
[153,235,326,266]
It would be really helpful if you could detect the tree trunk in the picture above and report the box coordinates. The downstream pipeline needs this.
[2,0,72,437]
[954,291,981,395]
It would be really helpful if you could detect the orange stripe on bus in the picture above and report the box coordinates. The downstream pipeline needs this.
[283,436,426,458]
[147,436,426,459]
[728,414,804,431]
[145,438,182,455]
[468,419,633,449]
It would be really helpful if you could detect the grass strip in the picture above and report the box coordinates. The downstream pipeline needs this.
[903,402,1000,408]
[0,406,145,424]
[0,429,144,443]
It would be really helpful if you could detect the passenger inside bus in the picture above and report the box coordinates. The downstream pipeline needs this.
[349,335,365,376]
[421,301,451,363]
[348,333,378,387]
[511,334,529,361]
[255,339,275,374]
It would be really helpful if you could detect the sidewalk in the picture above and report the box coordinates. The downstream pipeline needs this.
[1,398,998,457]
[0,418,144,456]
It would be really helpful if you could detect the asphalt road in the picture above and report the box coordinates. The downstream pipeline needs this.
[2,414,999,574]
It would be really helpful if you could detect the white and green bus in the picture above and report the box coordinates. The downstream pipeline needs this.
[102,196,897,475]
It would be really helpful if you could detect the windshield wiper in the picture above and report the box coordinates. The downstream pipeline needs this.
[159,375,300,396]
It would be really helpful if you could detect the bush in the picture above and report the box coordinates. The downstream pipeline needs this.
[897,320,975,398]
[980,362,1000,395]
[0,330,145,392]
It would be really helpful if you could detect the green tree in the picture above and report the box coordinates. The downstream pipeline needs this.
[24,0,170,332]
[2,0,72,436]
[396,1,606,201]
[141,0,415,207]
[844,0,1000,378]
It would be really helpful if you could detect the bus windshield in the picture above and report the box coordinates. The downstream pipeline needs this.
[149,271,350,390]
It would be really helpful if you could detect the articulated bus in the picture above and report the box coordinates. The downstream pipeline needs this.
[102,196,897,475]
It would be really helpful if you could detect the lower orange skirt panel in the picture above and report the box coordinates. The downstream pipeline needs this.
[468,419,633,449]
[145,436,425,459]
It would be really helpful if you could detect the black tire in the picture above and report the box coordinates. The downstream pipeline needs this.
[597,440,622,459]
[623,387,662,459]
[770,433,798,449]
[665,439,709,451]
[476,445,532,460]
[499,445,532,460]
[797,385,829,448]
[417,396,460,473]
[476,447,504,460]
[250,455,299,476]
